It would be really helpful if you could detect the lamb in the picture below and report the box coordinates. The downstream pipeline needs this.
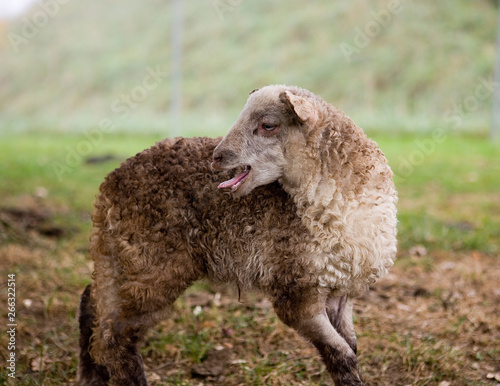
[78,85,398,385]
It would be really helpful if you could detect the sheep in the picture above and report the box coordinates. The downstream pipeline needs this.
[78,85,398,385]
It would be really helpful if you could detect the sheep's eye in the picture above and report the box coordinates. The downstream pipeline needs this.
[261,123,276,131]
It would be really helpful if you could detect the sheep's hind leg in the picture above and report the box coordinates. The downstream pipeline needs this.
[92,255,203,385]
[79,284,151,385]
[326,295,358,355]
[98,310,151,385]
[273,291,363,386]
[78,284,110,385]
[94,294,183,385]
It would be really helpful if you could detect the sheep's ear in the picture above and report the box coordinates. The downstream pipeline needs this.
[279,90,318,125]
[249,88,259,95]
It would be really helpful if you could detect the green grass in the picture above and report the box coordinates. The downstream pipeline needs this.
[379,134,500,253]
[0,132,162,210]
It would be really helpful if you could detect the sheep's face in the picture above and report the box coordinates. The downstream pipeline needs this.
[213,85,318,197]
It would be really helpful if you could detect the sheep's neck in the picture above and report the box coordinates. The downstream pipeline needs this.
[279,116,370,251]
[280,149,347,252]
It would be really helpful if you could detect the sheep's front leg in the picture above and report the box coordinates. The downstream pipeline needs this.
[273,292,363,385]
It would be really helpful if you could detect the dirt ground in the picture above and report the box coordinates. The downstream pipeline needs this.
[0,204,499,385]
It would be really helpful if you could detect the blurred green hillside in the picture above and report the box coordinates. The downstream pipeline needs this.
[0,0,497,135]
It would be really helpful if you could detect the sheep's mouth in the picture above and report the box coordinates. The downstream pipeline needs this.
[218,165,251,192]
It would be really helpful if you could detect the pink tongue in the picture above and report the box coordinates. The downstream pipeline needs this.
[218,169,249,189]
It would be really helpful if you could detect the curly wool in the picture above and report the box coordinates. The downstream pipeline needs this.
[276,87,398,295]
[88,137,319,364]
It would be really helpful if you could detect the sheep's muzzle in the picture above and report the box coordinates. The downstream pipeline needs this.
[217,165,251,192]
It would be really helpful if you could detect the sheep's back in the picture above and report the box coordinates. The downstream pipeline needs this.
[91,137,311,288]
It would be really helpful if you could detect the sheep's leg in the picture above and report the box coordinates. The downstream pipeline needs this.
[273,291,363,386]
[93,297,179,385]
[78,284,110,385]
[89,252,203,385]
[98,310,151,385]
[78,282,151,385]
[326,295,358,354]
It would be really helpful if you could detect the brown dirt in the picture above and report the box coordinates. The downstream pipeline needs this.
[0,204,69,246]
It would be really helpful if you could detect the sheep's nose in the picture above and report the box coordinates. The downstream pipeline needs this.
[212,149,237,170]
[211,153,224,170]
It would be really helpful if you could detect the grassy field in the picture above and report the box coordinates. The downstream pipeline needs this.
[0,131,499,385]
[0,0,497,133]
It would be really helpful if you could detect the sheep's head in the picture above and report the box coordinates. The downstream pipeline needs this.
[212,85,319,197]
